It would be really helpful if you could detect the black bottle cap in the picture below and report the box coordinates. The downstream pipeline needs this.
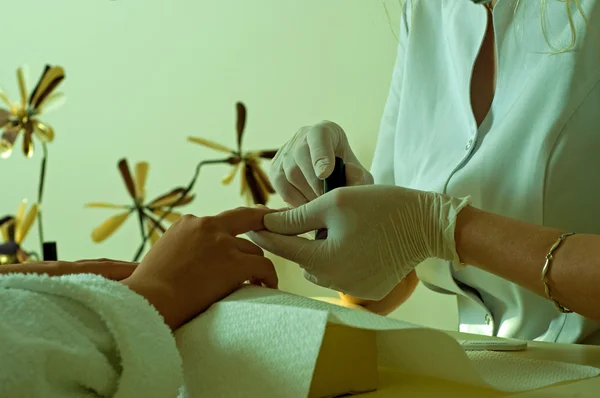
[43,242,58,261]
[316,157,347,240]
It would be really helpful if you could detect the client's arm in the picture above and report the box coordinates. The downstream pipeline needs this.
[0,207,276,396]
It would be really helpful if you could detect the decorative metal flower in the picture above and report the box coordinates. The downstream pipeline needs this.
[0,200,39,265]
[188,102,278,205]
[86,159,194,244]
[0,65,65,158]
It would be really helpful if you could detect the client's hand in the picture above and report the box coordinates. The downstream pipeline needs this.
[0,259,137,280]
[122,207,277,330]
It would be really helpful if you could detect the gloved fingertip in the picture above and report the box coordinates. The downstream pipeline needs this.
[262,212,281,231]
[315,159,334,179]
[344,163,365,186]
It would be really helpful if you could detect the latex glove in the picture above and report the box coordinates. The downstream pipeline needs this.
[270,121,374,207]
[248,185,470,300]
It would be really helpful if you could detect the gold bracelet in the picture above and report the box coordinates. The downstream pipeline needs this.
[541,232,575,313]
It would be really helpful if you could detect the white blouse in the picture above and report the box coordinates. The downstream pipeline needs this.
[371,0,600,343]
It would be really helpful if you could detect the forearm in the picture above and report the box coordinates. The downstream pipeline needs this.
[339,270,419,315]
[455,206,600,321]
[0,262,61,275]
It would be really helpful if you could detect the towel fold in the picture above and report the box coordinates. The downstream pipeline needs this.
[0,273,183,398]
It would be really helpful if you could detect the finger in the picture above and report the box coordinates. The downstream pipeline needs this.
[240,254,279,289]
[293,142,323,197]
[282,153,317,202]
[344,162,366,186]
[306,122,336,179]
[247,230,320,266]
[214,207,275,235]
[270,142,308,207]
[75,258,135,265]
[233,236,264,256]
[271,166,308,208]
[262,201,324,235]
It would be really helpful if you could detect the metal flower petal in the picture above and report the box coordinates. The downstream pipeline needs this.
[147,188,194,208]
[88,159,194,246]
[22,121,34,158]
[146,218,161,245]
[135,162,149,202]
[0,86,11,108]
[118,159,137,200]
[0,109,11,128]
[151,209,183,223]
[0,125,20,159]
[0,216,14,242]
[236,102,246,150]
[33,120,55,143]
[91,211,131,243]
[251,160,276,194]
[36,91,66,115]
[29,66,65,111]
[221,162,240,185]
[17,67,28,110]
[85,202,129,209]
[15,203,38,244]
[187,136,234,154]
[0,65,66,159]
[187,102,279,205]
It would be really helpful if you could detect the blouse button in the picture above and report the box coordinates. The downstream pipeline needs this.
[466,139,474,150]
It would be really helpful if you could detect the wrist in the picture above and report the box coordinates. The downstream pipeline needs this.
[434,194,472,265]
[121,276,180,330]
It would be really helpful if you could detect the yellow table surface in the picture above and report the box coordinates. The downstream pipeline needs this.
[313,297,600,397]
[368,332,600,398]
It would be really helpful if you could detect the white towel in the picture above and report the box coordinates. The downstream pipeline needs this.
[0,273,183,398]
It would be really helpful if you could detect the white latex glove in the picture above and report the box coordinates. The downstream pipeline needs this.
[248,185,470,300]
[269,121,374,207]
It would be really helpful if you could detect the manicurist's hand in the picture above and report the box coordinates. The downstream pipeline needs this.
[122,207,278,330]
[270,121,374,207]
[248,185,469,301]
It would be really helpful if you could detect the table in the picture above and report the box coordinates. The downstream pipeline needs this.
[366,333,600,397]
[314,297,600,397]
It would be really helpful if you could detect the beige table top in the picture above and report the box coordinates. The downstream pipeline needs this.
[314,297,600,397]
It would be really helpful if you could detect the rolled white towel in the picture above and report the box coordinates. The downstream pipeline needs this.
[0,273,183,398]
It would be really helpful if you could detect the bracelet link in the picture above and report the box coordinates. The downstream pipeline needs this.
[541,232,575,314]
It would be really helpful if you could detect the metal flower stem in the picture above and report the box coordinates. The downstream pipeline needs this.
[36,143,48,257]
[136,206,147,255]
[131,157,232,262]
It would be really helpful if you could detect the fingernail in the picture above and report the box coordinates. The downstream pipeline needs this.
[253,204,267,209]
